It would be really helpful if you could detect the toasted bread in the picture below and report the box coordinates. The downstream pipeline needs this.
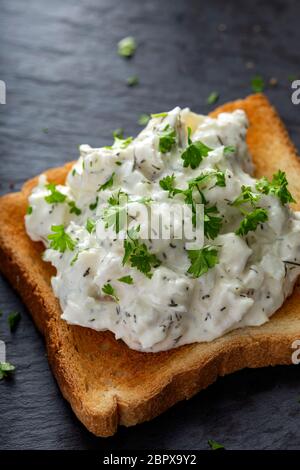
[0,94,300,437]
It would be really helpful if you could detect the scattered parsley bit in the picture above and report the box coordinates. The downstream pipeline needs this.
[231,185,260,207]
[68,201,81,216]
[251,75,265,92]
[207,91,219,105]
[187,245,219,278]
[122,226,161,278]
[102,283,119,302]
[7,311,21,332]
[86,218,96,234]
[158,124,176,153]
[181,127,212,169]
[26,206,33,215]
[224,146,236,155]
[204,205,223,239]
[256,170,296,205]
[97,173,115,192]
[127,75,139,87]
[208,439,225,450]
[42,128,49,134]
[72,168,77,177]
[151,112,168,118]
[103,204,126,233]
[0,362,15,380]
[236,207,268,236]
[118,36,137,58]
[89,196,99,211]
[118,275,134,285]
[113,128,124,139]
[138,114,150,126]
[159,174,177,197]
[105,131,133,150]
[70,252,79,266]
[48,225,76,252]
[45,183,67,204]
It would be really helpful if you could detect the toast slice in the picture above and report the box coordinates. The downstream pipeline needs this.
[1,94,300,437]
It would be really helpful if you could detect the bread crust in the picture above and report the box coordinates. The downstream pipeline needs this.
[1,94,300,437]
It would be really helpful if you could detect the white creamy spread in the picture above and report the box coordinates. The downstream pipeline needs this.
[25,107,300,352]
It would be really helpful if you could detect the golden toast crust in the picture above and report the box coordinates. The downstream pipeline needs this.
[1,94,300,436]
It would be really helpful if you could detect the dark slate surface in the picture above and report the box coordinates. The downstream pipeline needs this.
[0,0,300,450]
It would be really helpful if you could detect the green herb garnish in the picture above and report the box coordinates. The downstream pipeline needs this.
[45,183,67,204]
[48,225,76,252]
[187,245,219,278]
[251,75,265,92]
[89,196,99,211]
[118,36,137,58]
[105,131,133,150]
[7,312,21,332]
[127,75,139,87]
[122,226,161,278]
[151,112,168,118]
[231,185,260,207]
[235,207,268,236]
[26,206,33,215]
[68,201,81,215]
[0,362,15,380]
[256,170,296,205]
[97,173,115,192]
[158,124,176,153]
[138,114,150,126]
[181,127,212,169]
[208,439,225,450]
[224,146,236,155]
[86,218,96,234]
[102,283,119,302]
[207,92,219,105]
[118,275,134,284]
[204,206,223,240]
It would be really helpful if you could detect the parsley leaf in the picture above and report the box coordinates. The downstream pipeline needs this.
[105,131,133,150]
[231,185,260,207]
[251,75,265,92]
[26,206,33,215]
[151,112,168,118]
[0,362,15,380]
[45,183,67,204]
[236,207,268,236]
[208,439,225,450]
[8,311,21,332]
[159,174,177,197]
[47,225,76,252]
[187,245,219,278]
[181,128,212,169]
[118,275,134,284]
[97,173,115,192]
[224,146,236,155]
[103,205,127,233]
[256,170,296,205]
[86,218,96,234]
[138,114,150,126]
[127,75,139,87]
[89,196,99,211]
[68,201,81,215]
[207,91,219,105]
[204,205,223,239]
[158,124,176,153]
[102,283,119,302]
[118,36,137,58]
[122,226,161,278]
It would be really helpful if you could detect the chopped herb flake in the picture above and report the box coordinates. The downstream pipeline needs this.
[45,183,67,204]
[8,311,21,332]
[207,92,219,105]
[118,36,137,58]
[251,75,265,92]
[0,362,15,380]
[158,124,176,153]
[187,246,219,278]
[48,225,76,252]
[138,114,150,126]
[118,275,134,284]
[102,283,119,302]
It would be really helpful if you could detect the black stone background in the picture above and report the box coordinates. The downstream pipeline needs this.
[1,0,300,450]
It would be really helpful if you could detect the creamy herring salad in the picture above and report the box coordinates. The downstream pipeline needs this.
[25,107,300,352]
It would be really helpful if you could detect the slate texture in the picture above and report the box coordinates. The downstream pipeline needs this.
[0,0,300,450]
